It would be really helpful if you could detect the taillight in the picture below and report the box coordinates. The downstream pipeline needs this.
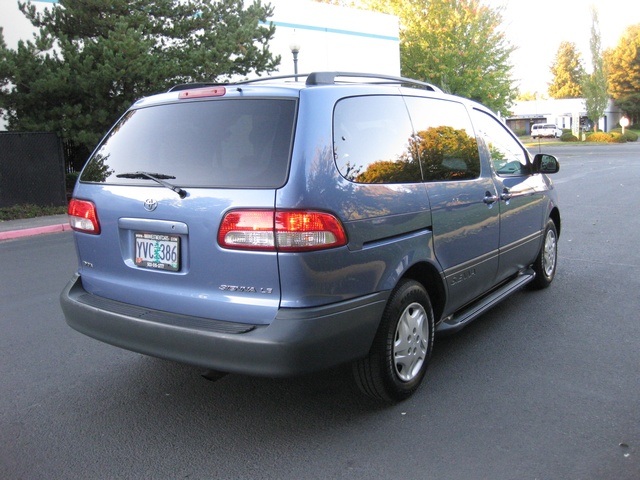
[68,199,101,234]
[218,210,347,252]
[218,210,275,251]
[275,211,347,251]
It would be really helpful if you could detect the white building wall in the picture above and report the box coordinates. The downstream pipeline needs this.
[268,0,400,76]
[0,1,55,49]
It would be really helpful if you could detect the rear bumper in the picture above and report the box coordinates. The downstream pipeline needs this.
[60,274,388,376]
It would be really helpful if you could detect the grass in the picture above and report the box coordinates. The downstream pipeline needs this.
[0,204,68,221]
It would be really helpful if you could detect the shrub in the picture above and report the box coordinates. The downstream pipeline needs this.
[0,204,67,221]
[586,132,614,143]
[560,131,578,142]
[610,128,638,142]
[609,132,627,143]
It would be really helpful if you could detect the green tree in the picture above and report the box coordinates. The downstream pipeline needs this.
[361,0,516,115]
[605,24,640,124]
[0,0,279,157]
[548,41,585,98]
[582,6,609,132]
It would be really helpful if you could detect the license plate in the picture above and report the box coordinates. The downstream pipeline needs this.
[134,232,180,271]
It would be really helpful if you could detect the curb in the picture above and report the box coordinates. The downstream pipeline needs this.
[0,223,72,241]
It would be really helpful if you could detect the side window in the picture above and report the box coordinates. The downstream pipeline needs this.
[472,109,529,176]
[333,96,418,184]
[403,97,481,182]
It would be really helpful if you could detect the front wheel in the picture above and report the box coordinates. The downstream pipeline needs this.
[530,219,558,289]
[353,279,434,402]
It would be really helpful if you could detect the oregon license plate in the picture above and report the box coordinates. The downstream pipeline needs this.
[134,232,180,271]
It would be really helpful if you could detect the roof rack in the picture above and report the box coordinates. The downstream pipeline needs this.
[237,71,442,92]
[304,72,442,92]
[168,72,442,93]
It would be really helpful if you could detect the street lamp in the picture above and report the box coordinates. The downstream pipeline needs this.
[620,116,629,135]
[289,34,301,82]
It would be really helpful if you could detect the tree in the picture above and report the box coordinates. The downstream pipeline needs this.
[517,91,545,101]
[312,0,358,4]
[581,6,609,132]
[361,0,516,116]
[548,41,585,98]
[0,0,280,158]
[606,24,640,124]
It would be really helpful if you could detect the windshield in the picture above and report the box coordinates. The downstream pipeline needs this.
[80,98,297,188]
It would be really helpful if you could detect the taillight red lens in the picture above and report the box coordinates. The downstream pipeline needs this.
[218,210,347,252]
[68,199,101,234]
[218,210,275,251]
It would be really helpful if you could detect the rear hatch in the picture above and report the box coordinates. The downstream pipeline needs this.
[70,87,298,325]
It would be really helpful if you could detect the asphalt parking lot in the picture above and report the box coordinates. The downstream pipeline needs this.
[1,142,639,479]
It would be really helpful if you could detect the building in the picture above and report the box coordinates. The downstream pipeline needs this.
[265,0,400,76]
[507,98,624,135]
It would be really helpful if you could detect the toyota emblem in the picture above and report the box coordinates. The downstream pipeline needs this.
[143,199,158,212]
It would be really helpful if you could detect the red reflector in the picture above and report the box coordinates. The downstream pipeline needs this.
[68,199,101,234]
[178,86,226,99]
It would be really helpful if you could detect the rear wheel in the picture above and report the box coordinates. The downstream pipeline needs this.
[530,219,558,289]
[353,279,434,402]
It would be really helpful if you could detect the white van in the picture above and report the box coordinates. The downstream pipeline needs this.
[531,123,562,139]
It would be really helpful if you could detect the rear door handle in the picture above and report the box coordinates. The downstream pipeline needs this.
[500,188,512,201]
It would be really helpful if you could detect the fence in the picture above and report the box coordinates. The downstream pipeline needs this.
[0,132,67,208]
[63,140,91,174]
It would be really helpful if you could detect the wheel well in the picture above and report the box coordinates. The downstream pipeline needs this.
[550,207,561,237]
[402,262,446,323]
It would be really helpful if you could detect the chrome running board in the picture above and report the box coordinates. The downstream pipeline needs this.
[436,269,536,335]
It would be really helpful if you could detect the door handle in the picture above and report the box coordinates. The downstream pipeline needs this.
[483,192,499,205]
[500,188,512,201]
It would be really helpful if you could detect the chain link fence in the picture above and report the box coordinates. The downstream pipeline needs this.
[0,132,67,208]
[63,140,91,174]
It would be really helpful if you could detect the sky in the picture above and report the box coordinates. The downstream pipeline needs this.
[487,0,640,95]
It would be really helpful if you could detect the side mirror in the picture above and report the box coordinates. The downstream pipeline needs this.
[532,153,560,174]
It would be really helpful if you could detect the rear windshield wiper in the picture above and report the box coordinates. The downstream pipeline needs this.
[116,171,187,198]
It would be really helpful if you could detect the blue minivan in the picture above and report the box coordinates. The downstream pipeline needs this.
[60,72,560,402]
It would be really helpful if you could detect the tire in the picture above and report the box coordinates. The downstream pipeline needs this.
[530,219,558,289]
[353,279,434,402]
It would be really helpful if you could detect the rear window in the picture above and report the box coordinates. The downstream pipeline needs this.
[80,99,297,188]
